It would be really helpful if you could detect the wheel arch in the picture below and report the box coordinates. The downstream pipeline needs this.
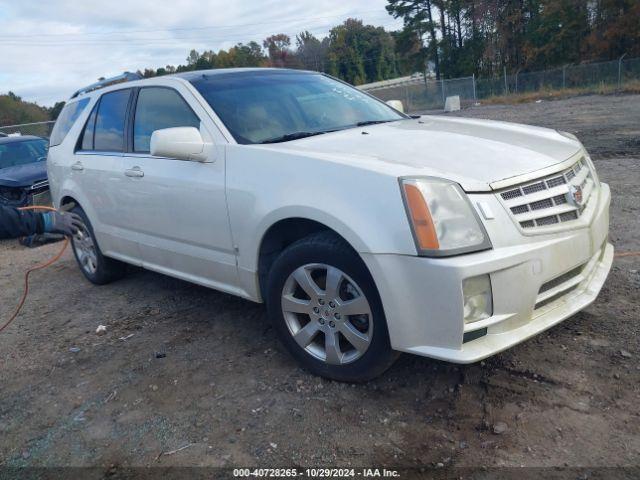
[60,195,81,208]
[256,215,367,302]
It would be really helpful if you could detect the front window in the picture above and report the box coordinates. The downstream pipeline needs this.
[0,139,48,170]
[189,71,406,144]
[133,87,200,153]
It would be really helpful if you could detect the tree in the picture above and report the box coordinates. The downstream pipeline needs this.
[186,49,201,66]
[392,28,427,75]
[586,0,640,59]
[130,2,639,90]
[0,92,50,126]
[386,0,442,78]
[263,34,295,67]
[326,19,397,85]
[522,0,590,69]
[49,101,66,120]
[296,31,328,71]
[228,42,267,67]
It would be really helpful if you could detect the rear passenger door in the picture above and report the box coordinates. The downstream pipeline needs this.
[75,88,141,262]
[120,85,237,291]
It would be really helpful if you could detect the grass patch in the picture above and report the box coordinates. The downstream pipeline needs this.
[477,80,640,106]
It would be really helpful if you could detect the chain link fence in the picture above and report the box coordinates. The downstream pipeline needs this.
[0,121,55,139]
[362,55,640,113]
[3,57,639,132]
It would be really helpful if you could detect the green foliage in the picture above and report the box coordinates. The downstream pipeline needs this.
[296,31,329,71]
[386,0,640,79]
[140,18,403,86]
[387,0,441,77]
[325,19,398,85]
[391,29,427,75]
[4,4,639,114]
[48,101,66,120]
[263,34,296,67]
[65,2,638,99]
[0,92,51,126]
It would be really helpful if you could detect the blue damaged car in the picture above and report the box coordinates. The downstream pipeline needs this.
[0,135,50,208]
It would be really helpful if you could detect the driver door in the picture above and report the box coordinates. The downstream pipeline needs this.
[119,85,238,292]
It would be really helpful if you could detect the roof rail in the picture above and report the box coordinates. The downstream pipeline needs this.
[70,71,143,99]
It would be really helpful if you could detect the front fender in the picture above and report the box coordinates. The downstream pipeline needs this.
[226,146,418,300]
[255,205,371,258]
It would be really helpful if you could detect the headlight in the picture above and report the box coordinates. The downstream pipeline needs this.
[400,177,492,256]
[0,186,26,204]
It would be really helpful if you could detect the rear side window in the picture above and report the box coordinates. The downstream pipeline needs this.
[91,89,131,152]
[49,98,90,147]
[80,104,98,151]
[133,87,200,153]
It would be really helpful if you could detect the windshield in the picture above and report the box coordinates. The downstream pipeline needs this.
[189,71,406,144]
[0,139,48,170]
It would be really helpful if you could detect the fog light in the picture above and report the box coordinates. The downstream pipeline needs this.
[463,275,493,324]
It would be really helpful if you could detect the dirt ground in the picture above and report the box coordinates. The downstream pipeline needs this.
[1,94,639,472]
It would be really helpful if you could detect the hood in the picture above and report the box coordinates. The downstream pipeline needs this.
[264,116,582,191]
[0,162,48,188]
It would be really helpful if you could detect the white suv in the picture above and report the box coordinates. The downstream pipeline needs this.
[48,68,613,381]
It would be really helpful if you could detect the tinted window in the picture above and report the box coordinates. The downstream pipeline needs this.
[0,139,48,169]
[189,72,404,144]
[49,98,90,147]
[80,104,98,151]
[133,88,200,152]
[93,89,131,152]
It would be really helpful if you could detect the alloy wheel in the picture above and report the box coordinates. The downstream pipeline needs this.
[281,263,373,365]
[73,226,98,275]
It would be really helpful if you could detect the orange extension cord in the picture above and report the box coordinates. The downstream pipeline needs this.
[0,206,69,334]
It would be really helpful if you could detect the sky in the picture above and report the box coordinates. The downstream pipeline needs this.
[0,0,403,107]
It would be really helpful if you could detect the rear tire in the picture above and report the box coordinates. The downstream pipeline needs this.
[70,206,127,285]
[266,231,398,382]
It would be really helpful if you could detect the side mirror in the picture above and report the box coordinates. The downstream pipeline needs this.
[150,127,210,162]
[386,100,405,113]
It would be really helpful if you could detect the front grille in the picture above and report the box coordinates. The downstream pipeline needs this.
[536,215,559,226]
[530,198,553,210]
[497,157,597,231]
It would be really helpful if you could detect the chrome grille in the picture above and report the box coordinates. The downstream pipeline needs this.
[497,157,597,231]
[530,198,553,210]
[29,180,49,191]
[559,211,578,222]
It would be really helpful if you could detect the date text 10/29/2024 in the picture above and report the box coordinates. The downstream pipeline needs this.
[233,468,401,478]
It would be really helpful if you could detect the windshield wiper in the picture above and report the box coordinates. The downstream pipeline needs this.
[259,131,328,144]
[355,120,394,127]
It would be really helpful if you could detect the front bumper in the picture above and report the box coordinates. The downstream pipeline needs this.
[362,183,612,363]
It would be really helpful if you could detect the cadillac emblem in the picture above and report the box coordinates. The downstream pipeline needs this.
[569,184,584,207]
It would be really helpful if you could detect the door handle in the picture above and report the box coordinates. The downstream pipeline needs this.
[125,167,144,178]
[71,162,84,171]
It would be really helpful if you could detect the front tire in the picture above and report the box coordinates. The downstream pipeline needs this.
[266,231,398,382]
[70,206,127,285]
